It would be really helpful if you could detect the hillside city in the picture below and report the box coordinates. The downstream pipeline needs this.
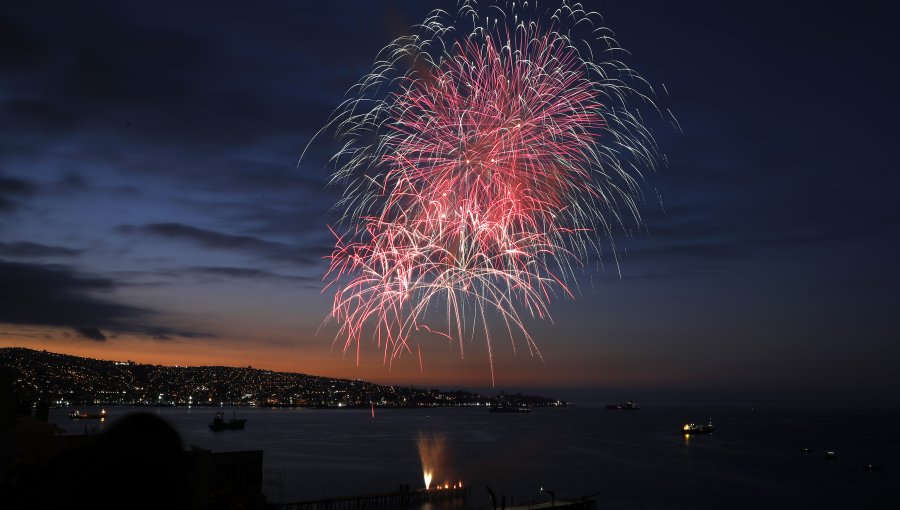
[1,347,565,409]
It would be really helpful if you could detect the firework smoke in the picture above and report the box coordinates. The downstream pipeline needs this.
[309,1,668,382]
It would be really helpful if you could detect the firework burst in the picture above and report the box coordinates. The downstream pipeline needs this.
[309,1,668,383]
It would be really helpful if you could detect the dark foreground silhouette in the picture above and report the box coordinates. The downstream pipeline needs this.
[4,409,267,510]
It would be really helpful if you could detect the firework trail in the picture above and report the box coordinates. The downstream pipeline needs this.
[308,1,668,383]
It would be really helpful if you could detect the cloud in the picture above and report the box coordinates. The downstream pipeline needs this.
[0,241,82,258]
[49,172,88,193]
[0,258,138,325]
[0,175,36,212]
[117,222,325,266]
[0,259,210,340]
[76,326,106,341]
[0,1,370,157]
[0,176,37,195]
[0,196,19,212]
[187,266,318,283]
[119,222,279,250]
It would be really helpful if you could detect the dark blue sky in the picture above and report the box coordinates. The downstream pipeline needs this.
[1,1,898,400]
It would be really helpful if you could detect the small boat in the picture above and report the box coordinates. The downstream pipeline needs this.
[824,451,836,461]
[489,404,531,413]
[209,411,246,431]
[800,447,812,453]
[682,421,714,435]
[68,409,107,420]
[606,400,640,410]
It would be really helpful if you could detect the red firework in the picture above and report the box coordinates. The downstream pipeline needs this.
[316,3,663,383]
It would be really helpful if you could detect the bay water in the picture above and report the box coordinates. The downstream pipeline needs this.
[51,404,899,508]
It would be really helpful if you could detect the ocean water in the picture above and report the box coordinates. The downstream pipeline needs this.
[50,404,899,508]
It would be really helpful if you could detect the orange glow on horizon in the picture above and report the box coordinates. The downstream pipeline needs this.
[0,323,659,388]
[1,327,535,385]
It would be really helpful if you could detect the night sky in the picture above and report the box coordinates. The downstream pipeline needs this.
[2,1,898,400]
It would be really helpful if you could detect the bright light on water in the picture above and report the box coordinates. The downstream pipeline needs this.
[417,431,445,490]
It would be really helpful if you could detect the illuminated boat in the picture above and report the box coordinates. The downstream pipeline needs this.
[682,421,714,435]
[209,411,246,431]
[606,400,640,410]
[68,408,107,420]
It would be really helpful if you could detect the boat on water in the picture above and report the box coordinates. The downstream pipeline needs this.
[489,404,531,413]
[606,400,640,410]
[209,411,246,431]
[68,408,107,420]
[682,421,714,435]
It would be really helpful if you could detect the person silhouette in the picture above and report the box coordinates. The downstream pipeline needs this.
[38,413,201,510]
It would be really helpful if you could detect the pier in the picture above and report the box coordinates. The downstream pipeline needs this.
[278,486,469,510]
